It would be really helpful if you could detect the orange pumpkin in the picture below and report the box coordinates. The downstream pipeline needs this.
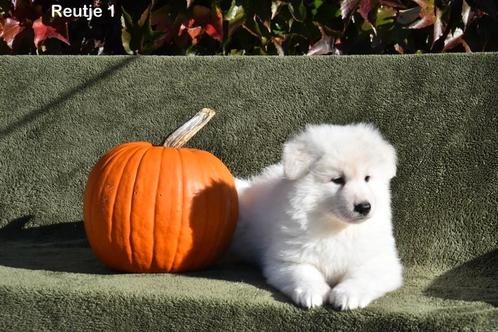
[83,109,238,272]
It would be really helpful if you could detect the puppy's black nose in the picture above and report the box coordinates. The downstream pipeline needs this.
[354,202,371,216]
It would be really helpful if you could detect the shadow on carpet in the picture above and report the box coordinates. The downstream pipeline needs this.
[0,57,138,140]
[2,216,497,312]
[0,217,279,295]
[425,248,498,307]
[0,217,292,305]
[0,216,108,274]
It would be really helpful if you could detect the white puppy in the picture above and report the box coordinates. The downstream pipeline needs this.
[230,123,403,310]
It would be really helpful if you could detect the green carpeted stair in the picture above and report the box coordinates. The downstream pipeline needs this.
[0,54,497,331]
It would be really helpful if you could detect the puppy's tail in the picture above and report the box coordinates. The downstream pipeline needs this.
[235,178,251,195]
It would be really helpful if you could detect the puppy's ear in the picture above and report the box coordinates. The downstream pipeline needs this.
[283,134,317,180]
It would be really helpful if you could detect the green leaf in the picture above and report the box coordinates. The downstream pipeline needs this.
[253,14,271,40]
[121,7,135,54]
[376,5,396,26]
[461,0,472,28]
[289,0,307,22]
[226,0,245,22]
[271,1,285,19]
[138,4,151,28]
[310,0,324,17]
[121,3,165,55]
[229,48,245,55]
[223,0,245,50]
[312,1,341,26]
[121,6,134,31]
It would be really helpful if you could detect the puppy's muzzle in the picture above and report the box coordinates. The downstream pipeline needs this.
[354,202,371,216]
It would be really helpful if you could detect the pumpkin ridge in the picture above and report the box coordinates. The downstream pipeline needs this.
[150,148,164,271]
[205,153,230,265]
[111,146,149,269]
[88,144,145,269]
[198,152,220,267]
[195,150,213,269]
[169,148,184,271]
[101,143,144,169]
[109,147,146,268]
[156,149,177,271]
[99,145,144,245]
[184,150,210,270]
[128,145,154,270]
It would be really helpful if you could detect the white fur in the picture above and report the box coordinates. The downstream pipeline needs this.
[230,123,403,310]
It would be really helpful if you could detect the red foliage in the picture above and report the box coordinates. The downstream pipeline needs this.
[0,0,69,53]
[33,17,69,47]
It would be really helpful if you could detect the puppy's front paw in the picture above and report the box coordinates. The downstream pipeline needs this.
[291,284,331,309]
[329,283,374,311]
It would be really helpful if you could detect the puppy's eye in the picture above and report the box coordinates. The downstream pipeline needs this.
[365,176,370,182]
[331,177,345,185]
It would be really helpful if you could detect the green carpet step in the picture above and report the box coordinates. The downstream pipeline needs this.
[0,234,496,331]
[0,54,497,331]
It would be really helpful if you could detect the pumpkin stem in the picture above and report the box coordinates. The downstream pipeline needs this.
[163,108,216,148]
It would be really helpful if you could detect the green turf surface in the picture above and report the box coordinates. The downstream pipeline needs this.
[0,54,497,331]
